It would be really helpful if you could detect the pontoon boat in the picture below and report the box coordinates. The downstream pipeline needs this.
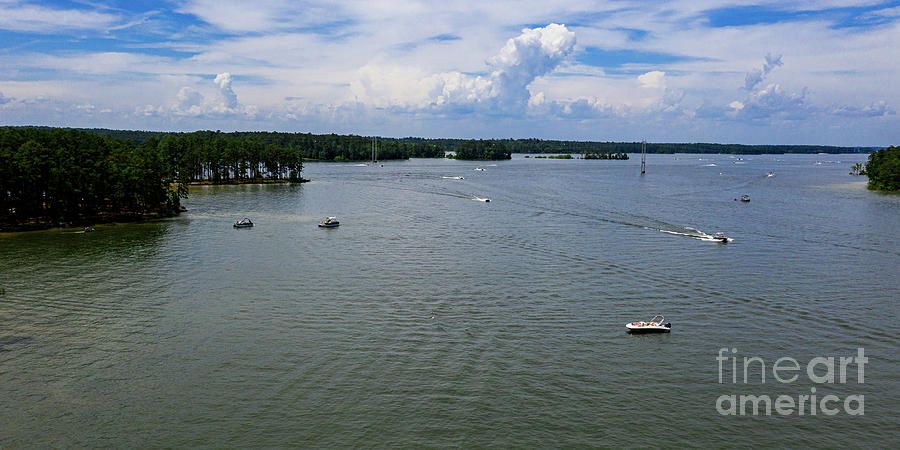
[318,216,340,227]
[626,315,672,333]
[233,218,253,228]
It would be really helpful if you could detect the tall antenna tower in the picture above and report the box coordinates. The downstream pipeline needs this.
[640,140,646,175]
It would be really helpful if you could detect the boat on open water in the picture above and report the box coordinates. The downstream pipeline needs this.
[318,217,340,228]
[233,218,253,228]
[626,315,672,333]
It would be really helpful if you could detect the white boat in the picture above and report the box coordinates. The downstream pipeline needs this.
[233,218,253,228]
[474,167,485,171]
[713,232,729,243]
[626,315,671,333]
[318,216,340,228]
[767,171,775,177]
[473,196,491,202]
[740,194,750,202]
[442,176,465,180]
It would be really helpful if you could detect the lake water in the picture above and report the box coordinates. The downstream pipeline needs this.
[2,153,899,447]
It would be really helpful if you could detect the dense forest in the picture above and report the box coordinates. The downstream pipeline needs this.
[75,128,869,155]
[0,128,304,230]
[452,140,512,160]
[864,146,900,191]
[152,134,304,183]
[84,129,444,161]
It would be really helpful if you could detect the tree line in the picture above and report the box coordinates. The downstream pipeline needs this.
[77,128,870,156]
[86,129,444,161]
[154,134,304,183]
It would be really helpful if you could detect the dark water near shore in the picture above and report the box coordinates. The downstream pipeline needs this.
[2,154,899,447]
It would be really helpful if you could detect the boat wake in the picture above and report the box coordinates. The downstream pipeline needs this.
[653,226,732,242]
[442,176,465,180]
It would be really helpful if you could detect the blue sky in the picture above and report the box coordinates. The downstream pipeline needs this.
[1,0,899,145]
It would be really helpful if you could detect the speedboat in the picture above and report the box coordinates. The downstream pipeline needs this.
[626,315,672,333]
[767,171,775,178]
[318,216,340,228]
[233,218,253,228]
[740,194,750,202]
[474,167,485,171]
[713,232,729,243]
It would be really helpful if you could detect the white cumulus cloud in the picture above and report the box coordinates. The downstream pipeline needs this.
[744,53,783,91]
[214,72,239,110]
[638,71,666,90]
[349,23,576,113]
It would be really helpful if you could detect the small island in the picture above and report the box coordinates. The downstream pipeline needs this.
[449,140,511,160]
[864,146,900,191]
[584,151,629,160]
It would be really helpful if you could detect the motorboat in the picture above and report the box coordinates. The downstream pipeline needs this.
[713,232,729,243]
[318,216,340,228]
[233,218,254,228]
[473,196,491,202]
[83,226,95,232]
[767,171,775,177]
[740,195,750,202]
[474,167,485,171]
[626,315,672,333]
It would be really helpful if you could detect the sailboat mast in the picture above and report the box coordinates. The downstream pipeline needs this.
[640,140,646,175]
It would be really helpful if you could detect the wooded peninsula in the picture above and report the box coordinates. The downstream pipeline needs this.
[1,127,304,231]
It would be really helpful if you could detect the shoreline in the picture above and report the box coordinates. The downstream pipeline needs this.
[2,179,310,233]
[0,211,183,234]
[186,177,310,185]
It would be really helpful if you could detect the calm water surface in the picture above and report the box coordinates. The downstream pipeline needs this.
[2,154,899,447]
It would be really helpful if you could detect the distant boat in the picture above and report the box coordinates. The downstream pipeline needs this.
[767,171,775,177]
[626,315,671,333]
[233,218,253,228]
[740,195,750,202]
[318,216,340,228]
[442,176,465,180]
[83,227,95,233]
[473,196,491,202]
[474,167,485,171]
[713,232,729,243]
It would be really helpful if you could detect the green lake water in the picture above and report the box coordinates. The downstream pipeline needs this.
[2,154,898,447]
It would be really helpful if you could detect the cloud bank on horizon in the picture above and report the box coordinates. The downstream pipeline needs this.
[0,0,898,146]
